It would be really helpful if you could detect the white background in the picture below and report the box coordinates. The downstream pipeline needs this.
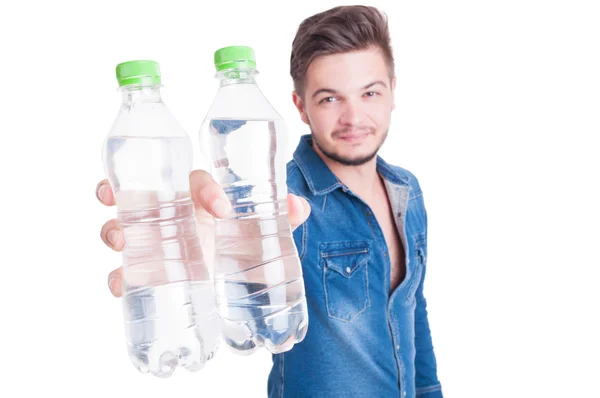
[0,0,598,397]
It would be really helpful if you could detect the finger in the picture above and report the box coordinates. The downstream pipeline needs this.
[190,170,231,218]
[100,219,125,251]
[96,179,115,206]
[287,194,311,231]
[107,267,123,297]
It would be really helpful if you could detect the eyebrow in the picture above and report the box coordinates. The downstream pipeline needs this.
[363,80,388,90]
[311,80,388,99]
[311,88,338,99]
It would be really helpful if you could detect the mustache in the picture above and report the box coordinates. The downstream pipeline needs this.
[332,127,376,137]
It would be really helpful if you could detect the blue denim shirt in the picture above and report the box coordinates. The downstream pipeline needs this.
[267,135,443,398]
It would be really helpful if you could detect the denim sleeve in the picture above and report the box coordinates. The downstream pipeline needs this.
[414,283,443,396]
[414,201,443,397]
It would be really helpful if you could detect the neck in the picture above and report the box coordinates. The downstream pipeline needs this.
[120,85,162,105]
[217,69,258,86]
[312,143,381,199]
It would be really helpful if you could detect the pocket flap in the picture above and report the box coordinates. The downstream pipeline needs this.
[320,241,371,278]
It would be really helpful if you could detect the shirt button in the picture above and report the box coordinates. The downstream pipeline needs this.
[403,392,407,397]
[346,267,352,274]
[396,345,400,350]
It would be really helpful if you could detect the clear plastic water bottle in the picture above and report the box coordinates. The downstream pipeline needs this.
[102,61,220,377]
[199,46,309,355]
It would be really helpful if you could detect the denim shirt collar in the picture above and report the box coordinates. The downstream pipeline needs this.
[292,134,409,196]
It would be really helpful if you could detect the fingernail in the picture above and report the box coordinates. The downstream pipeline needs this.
[213,198,232,217]
[108,276,118,293]
[293,194,302,208]
[291,195,303,214]
[96,183,106,202]
[107,229,118,246]
[297,198,305,218]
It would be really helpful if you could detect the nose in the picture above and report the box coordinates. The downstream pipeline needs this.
[339,98,365,126]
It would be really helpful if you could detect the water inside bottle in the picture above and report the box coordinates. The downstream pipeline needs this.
[105,136,219,376]
[207,119,309,354]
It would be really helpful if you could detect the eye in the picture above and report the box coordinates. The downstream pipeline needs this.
[319,96,337,104]
[364,91,379,98]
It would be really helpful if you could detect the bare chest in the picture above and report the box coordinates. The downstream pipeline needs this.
[369,197,406,292]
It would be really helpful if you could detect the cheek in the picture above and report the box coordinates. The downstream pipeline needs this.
[307,106,338,134]
[368,103,393,129]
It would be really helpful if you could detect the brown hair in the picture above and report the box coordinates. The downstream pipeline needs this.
[290,5,395,98]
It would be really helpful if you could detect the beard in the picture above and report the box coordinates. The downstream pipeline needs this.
[311,126,388,166]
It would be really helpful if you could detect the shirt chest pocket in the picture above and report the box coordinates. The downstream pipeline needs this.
[319,241,372,322]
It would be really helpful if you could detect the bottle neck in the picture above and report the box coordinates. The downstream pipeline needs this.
[120,84,163,105]
[217,69,258,87]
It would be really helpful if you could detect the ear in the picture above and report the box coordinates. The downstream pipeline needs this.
[391,77,397,111]
[292,91,310,125]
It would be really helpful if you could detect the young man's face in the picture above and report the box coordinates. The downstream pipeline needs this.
[293,46,396,166]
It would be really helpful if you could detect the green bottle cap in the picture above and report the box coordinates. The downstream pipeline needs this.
[115,60,161,87]
[214,46,257,72]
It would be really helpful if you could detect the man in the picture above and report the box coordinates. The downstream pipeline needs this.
[97,5,442,397]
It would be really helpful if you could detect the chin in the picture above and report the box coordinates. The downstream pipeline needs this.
[327,146,379,167]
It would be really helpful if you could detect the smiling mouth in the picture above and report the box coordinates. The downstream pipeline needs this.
[337,132,371,142]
